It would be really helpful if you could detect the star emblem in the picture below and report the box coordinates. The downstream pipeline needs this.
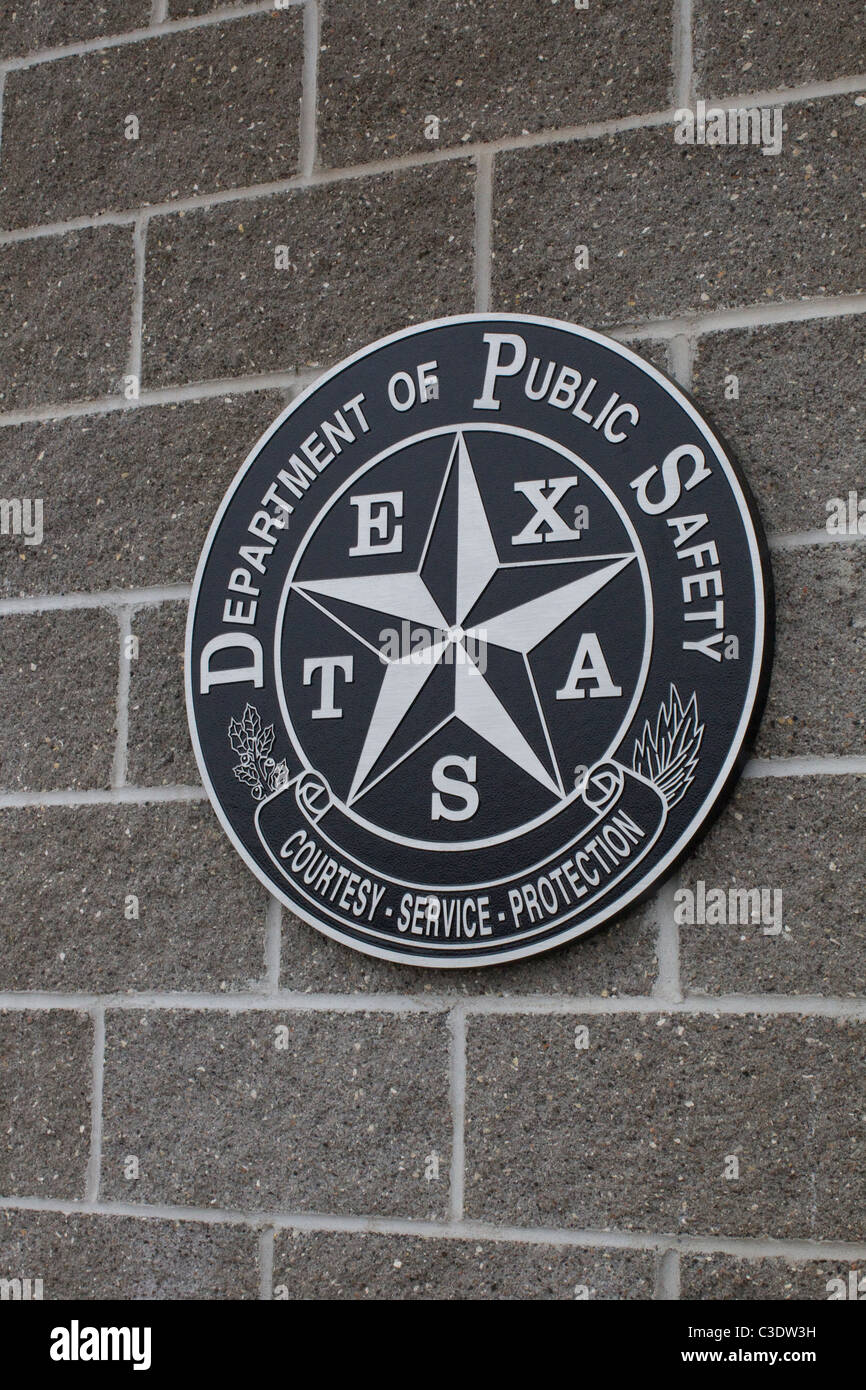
[292,432,636,808]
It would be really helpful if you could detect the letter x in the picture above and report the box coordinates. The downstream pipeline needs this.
[511,477,583,545]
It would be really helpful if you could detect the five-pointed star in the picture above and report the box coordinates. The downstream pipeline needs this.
[293,433,635,807]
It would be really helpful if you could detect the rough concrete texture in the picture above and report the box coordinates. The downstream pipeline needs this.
[0,1209,260,1300]
[0,2,150,61]
[0,802,269,992]
[0,227,132,410]
[492,97,864,327]
[679,776,866,997]
[280,899,659,997]
[694,0,866,98]
[0,393,284,597]
[755,547,866,758]
[691,317,866,536]
[0,1011,92,1200]
[318,0,675,164]
[273,1228,657,1299]
[127,601,199,786]
[0,609,117,790]
[100,1011,452,1216]
[0,13,304,228]
[464,1013,866,1239]
[682,1253,866,1301]
[141,162,476,386]
[633,340,672,377]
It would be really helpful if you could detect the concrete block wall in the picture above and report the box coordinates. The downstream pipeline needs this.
[0,1,864,1300]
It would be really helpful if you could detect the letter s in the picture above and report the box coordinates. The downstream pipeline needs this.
[431,755,479,821]
[630,443,712,516]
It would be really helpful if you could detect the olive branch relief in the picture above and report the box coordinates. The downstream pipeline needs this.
[228,704,290,800]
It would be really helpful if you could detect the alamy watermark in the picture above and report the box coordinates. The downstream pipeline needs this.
[675,880,784,935]
[50,1322,152,1371]
[675,101,783,157]
[379,621,488,671]
[0,1276,43,1300]
[826,1269,866,1299]
[826,490,866,535]
[0,497,43,546]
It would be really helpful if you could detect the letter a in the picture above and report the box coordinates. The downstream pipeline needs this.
[556,633,621,699]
